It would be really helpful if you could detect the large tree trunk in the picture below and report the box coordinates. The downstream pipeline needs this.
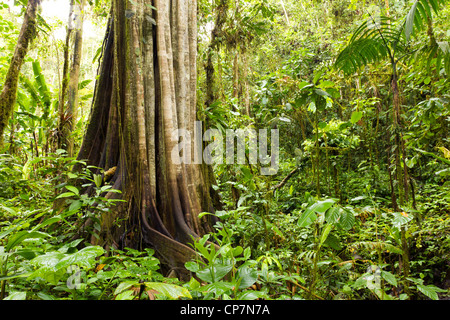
[77,0,217,277]
[0,0,40,149]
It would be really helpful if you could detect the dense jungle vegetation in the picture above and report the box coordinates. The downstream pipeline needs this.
[0,0,449,302]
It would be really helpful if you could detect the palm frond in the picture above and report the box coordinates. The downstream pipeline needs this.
[335,18,398,75]
[411,40,450,76]
[403,0,446,41]
[335,0,447,75]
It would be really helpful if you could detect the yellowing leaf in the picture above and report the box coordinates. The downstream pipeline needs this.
[95,264,106,272]
[437,146,450,159]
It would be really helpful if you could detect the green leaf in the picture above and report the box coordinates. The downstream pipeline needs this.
[297,208,317,227]
[194,241,214,262]
[319,80,335,88]
[417,284,444,300]
[65,185,80,196]
[243,247,251,260]
[68,200,83,213]
[114,281,137,296]
[32,216,62,231]
[415,148,450,165]
[237,265,258,289]
[185,277,201,290]
[319,223,333,247]
[0,272,33,282]
[381,270,398,287]
[145,3,157,10]
[324,233,342,250]
[0,204,17,215]
[13,249,39,260]
[196,263,233,283]
[55,246,105,269]
[232,246,244,257]
[405,1,418,41]
[313,70,324,84]
[144,282,192,299]
[338,209,355,231]
[298,199,335,227]
[78,79,92,90]
[198,212,214,219]
[350,111,363,124]
[36,292,56,300]
[310,199,336,213]
[29,251,67,285]
[308,101,316,113]
[30,251,65,269]
[93,174,103,188]
[56,192,76,199]
[200,281,234,296]
[3,291,26,300]
[185,261,200,273]
[238,290,267,300]
[6,230,51,251]
[325,207,341,224]
[115,290,135,300]
[391,212,413,229]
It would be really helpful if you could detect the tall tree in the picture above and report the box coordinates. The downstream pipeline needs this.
[76,0,217,277]
[0,0,40,149]
[58,0,86,156]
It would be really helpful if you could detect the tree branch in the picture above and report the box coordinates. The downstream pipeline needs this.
[273,167,299,191]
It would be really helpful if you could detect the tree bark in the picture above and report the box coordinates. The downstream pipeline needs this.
[0,0,40,149]
[76,0,217,277]
[59,0,85,156]
[205,0,229,110]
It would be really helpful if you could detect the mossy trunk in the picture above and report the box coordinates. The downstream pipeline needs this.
[58,0,85,156]
[0,0,39,149]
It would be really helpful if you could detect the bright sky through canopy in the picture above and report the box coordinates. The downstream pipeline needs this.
[4,0,102,40]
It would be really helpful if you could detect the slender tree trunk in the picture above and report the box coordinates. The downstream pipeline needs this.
[57,14,73,150]
[60,0,85,156]
[76,0,217,277]
[0,0,40,149]
[233,50,239,99]
[242,49,251,116]
[391,62,412,295]
[205,0,229,110]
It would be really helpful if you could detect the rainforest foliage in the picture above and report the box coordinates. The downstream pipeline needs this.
[0,0,449,301]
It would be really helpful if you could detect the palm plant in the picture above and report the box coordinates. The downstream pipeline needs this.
[336,0,448,124]
[334,0,448,296]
